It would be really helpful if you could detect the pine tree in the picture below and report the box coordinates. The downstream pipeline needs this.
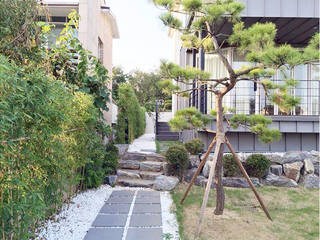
[153,0,319,237]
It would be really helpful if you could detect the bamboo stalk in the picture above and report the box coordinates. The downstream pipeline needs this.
[195,140,222,239]
[225,137,272,221]
[180,137,217,204]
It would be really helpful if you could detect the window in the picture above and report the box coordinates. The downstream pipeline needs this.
[98,37,104,64]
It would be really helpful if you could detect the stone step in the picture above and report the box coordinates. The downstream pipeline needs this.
[122,152,146,161]
[121,153,166,162]
[117,178,154,188]
[140,161,164,172]
[145,153,166,162]
[117,169,140,179]
[139,171,164,180]
[118,160,140,170]
[156,135,179,141]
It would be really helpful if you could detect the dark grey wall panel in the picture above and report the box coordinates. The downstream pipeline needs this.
[239,133,254,151]
[302,133,317,151]
[255,135,270,152]
[286,133,301,151]
[314,122,319,132]
[269,121,280,130]
[297,122,314,133]
[270,135,286,152]
[280,122,297,132]
[227,133,239,152]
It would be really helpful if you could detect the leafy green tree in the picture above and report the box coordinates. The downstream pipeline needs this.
[153,0,319,233]
[112,66,131,101]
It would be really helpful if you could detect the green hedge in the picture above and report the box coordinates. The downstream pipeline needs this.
[116,83,146,143]
[0,56,109,239]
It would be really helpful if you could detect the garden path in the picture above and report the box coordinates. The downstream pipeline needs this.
[127,133,156,154]
[83,190,171,240]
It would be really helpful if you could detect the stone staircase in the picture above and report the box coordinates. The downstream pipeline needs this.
[116,152,167,188]
[156,122,179,141]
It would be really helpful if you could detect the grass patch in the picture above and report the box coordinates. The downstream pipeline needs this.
[157,140,183,153]
[171,184,319,240]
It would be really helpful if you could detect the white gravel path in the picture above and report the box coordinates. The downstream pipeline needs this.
[36,185,113,240]
[161,191,180,240]
[35,186,180,240]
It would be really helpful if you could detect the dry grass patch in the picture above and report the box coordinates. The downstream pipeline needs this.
[171,184,319,240]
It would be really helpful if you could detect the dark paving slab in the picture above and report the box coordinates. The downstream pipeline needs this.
[110,190,135,197]
[133,203,161,213]
[106,196,134,204]
[92,214,127,227]
[136,191,160,198]
[100,203,131,214]
[130,214,162,227]
[126,228,163,240]
[135,196,160,204]
[83,228,124,240]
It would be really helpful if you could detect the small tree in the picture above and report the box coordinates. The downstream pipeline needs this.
[153,0,319,237]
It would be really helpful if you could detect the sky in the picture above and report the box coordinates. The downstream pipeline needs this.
[108,0,173,73]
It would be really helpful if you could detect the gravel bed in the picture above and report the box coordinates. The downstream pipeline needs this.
[161,191,180,240]
[35,185,113,240]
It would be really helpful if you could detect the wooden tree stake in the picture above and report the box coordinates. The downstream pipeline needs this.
[180,137,217,204]
[195,140,222,239]
[225,137,273,221]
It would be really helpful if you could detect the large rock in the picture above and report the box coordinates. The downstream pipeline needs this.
[117,169,140,179]
[189,155,200,168]
[122,152,146,161]
[303,174,319,189]
[163,162,170,176]
[104,175,117,185]
[223,177,260,188]
[114,144,129,157]
[265,154,284,165]
[140,161,163,172]
[153,175,179,191]
[310,151,319,176]
[283,162,303,182]
[314,162,319,176]
[269,164,283,176]
[282,151,312,164]
[203,160,212,178]
[184,168,198,182]
[118,160,140,170]
[303,158,314,175]
[262,173,298,187]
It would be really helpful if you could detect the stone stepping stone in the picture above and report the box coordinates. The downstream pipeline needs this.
[117,178,154,188]
[136,191,160,198]
[100,203,131,214]
[126,228,163,240]
[133,203,161,213]
[84,228,124,240]
[139,171,163,180]
[92,214,127,227]
[129,214,162,227]
[135,196,160,204]
[117,169,141,179]
[106,195,134,204]
[140,161,163,172]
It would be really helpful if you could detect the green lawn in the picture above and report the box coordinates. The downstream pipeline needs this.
[156,140,183,153]
[171,184,319,240]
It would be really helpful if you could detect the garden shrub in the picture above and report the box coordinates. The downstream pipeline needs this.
[223,154,242,177]
[165,145,189,181]
[103,142,119,175]
[184,138,204,155]
[245,154,271,178]
[116,83,146,143]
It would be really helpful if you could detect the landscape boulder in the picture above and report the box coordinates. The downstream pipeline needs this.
[117,169,140,179]
[303,158,314,175]
[303,174,319,189]
[184,168,206,186]
[223,177,260,188]
[189,155,200,168]
[104,175,117,186]
[265,154,284,164]
[269,164,283,176]
[153,175,179,191]
[282,151,311,164]
[118,160,140,170]
[283,162,303,182]
[262,173,298,187]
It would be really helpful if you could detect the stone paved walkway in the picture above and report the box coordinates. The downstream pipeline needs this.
[83,190,163,240]
[127,134,156,154]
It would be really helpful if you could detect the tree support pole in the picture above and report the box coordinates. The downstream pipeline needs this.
[225,137,273,221]
[195,140,222,239]
[180,137,217,204]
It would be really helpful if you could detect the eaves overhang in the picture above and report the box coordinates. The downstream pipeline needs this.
[101,6,120,39]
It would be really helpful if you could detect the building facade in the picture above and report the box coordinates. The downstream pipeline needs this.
[170,0,320,152]
[41,0,119,124]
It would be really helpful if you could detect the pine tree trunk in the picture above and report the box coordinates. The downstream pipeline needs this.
[214,95,225,215]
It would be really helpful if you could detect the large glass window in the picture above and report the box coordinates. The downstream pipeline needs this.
[311,64,320,115]
[294,65,308,115]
